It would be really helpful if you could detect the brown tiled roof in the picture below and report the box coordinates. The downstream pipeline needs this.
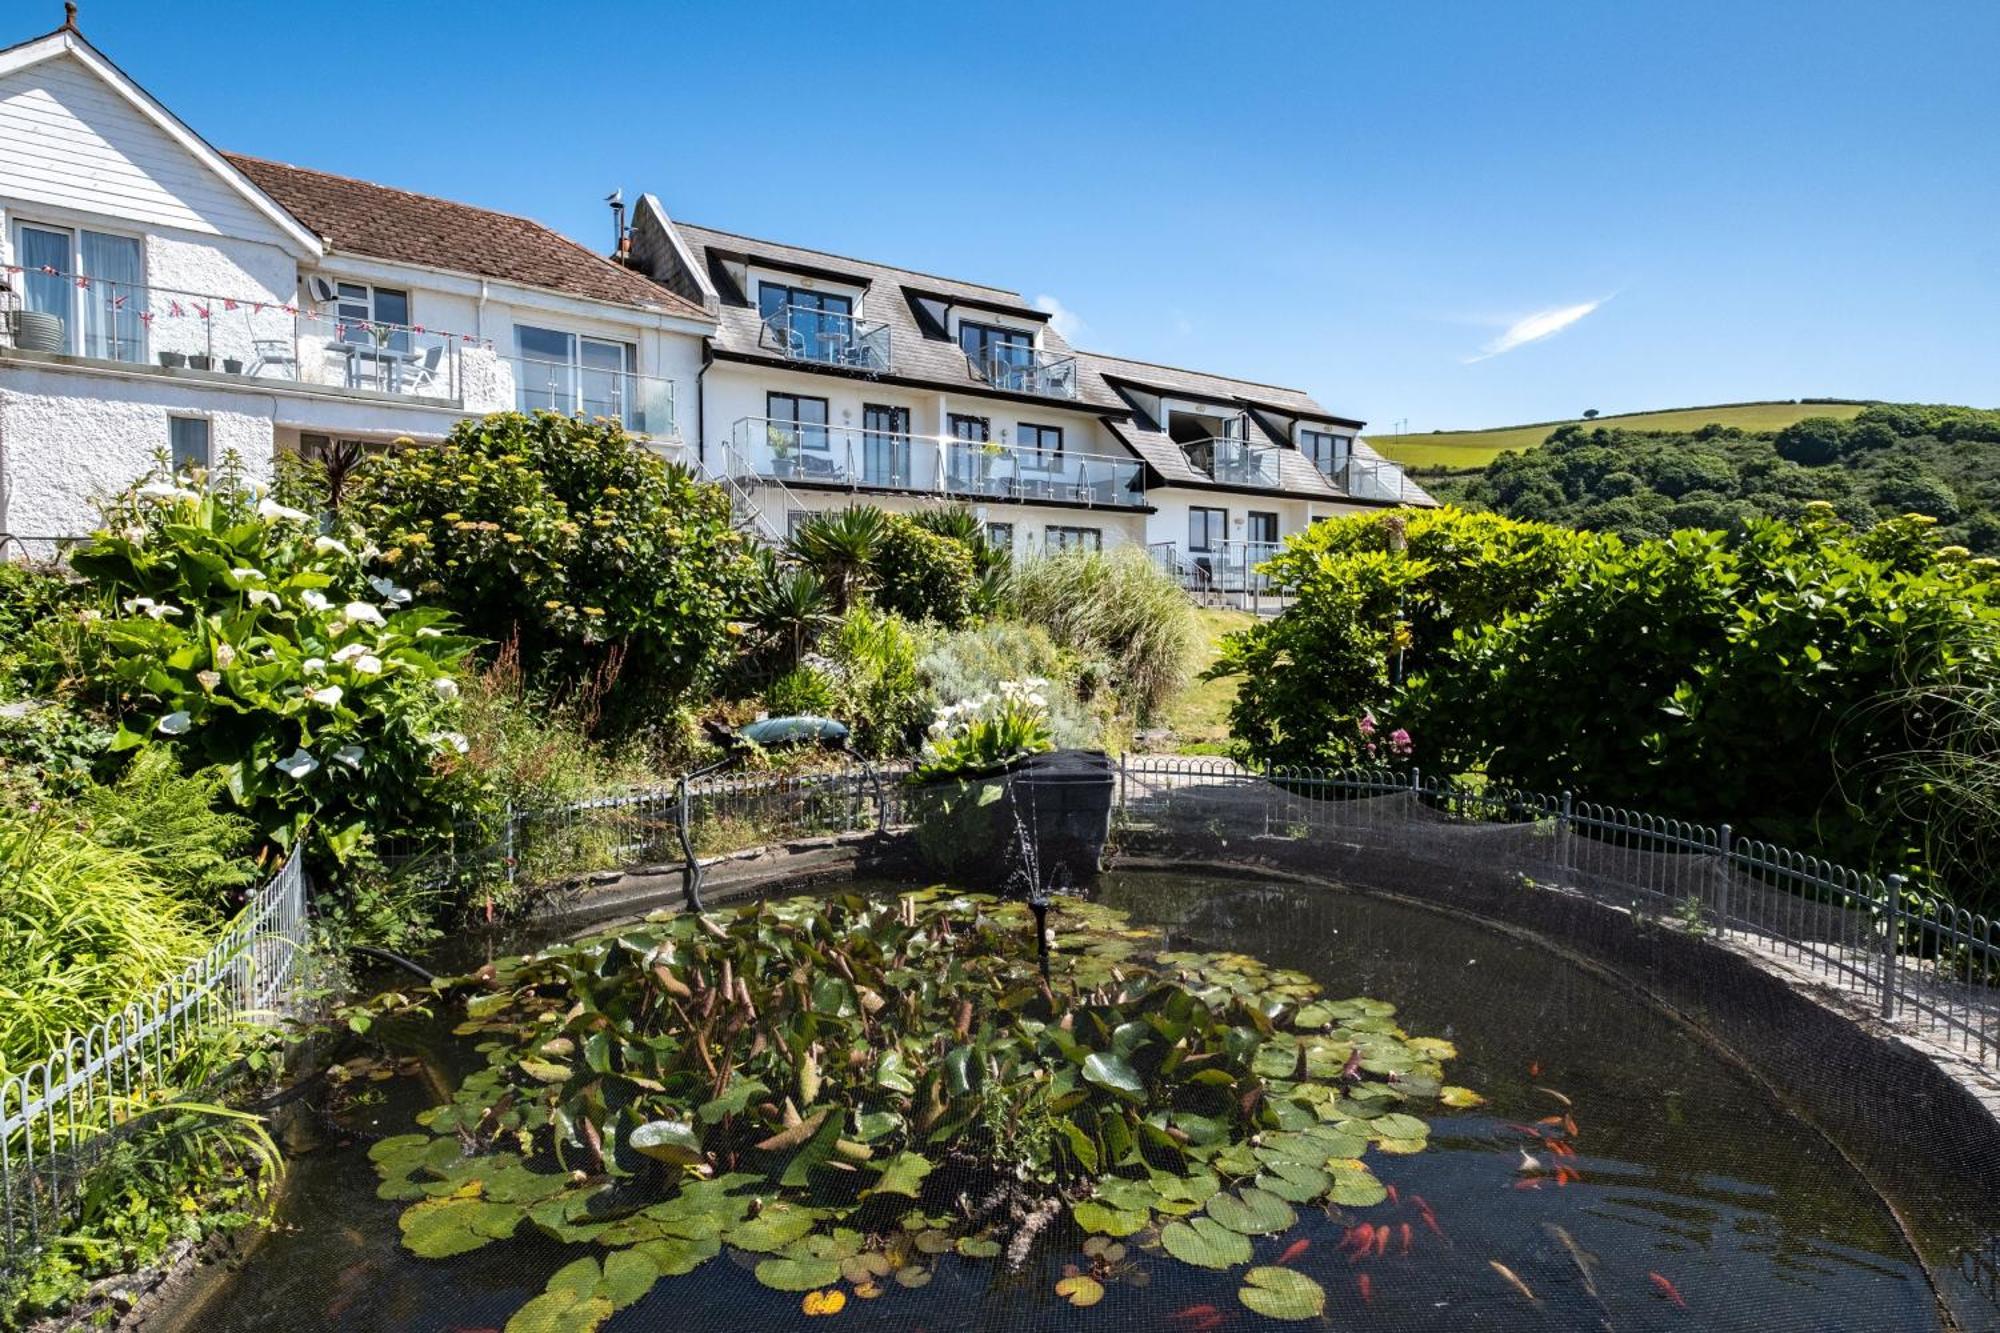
[224,154,706,317]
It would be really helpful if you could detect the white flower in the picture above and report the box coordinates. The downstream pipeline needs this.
[246,589,281,609]
[308,684,343,707]
[229,567,265,584]
[257,498,311,524]
[353,654,383,675]
[155,710,191,735]
[213,642,237,669]
[432,677,460,702]
[301,591,331,613]
[136,480,198,503]
[274,749,319,779]
[123,597,182,620]
[416,627,442,639]
[332,643,367,663]
[430,730,469,755]
[302,656,324,674]
[332,745,365,769]
[343,602,385,626]
[369,576,412,607]
[314,535,351,557]
[120,525,147,546]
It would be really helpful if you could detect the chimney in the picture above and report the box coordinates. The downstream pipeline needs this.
[605,190,628,262]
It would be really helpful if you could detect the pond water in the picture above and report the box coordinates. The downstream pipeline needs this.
[197,871,1942,1332]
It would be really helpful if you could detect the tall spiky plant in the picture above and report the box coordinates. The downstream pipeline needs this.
[787,506,890,612]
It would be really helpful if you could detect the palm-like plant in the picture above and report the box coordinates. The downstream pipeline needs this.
[749,560,835,667]
[787,506,889,611]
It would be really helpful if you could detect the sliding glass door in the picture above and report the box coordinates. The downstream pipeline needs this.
[14,223,145,362]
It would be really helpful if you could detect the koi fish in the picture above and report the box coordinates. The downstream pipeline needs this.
[1649,1272,1688,1309]
[1276,1238,1310,1266]
[1548,1139,1578,1158]
[1513,1177,1544,1190]
[1374,1225,1390,1257]
[1535,1086,1574,1107]
[1507,1122,1548,1137]
[1414,1195,1446,1240]
[1356,1273,1374,1305]
[1345,1223,1375,1255]
[1385,1184,1400,1206]
[1518,1148,1543,1172]
[1168,1305,1222,1324]
[1543,1223,1600,1299]
[1564,1114,1580,1138]
[1399,1222,1413,1256]
[1536,1115,1565,1128]
[1529,1061,1541,1076]
[1489,1260,1539,1305]
[1554,1165,1577,1188]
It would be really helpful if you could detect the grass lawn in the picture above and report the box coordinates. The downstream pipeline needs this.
[1369,400,1870,470]
[1156,607,1257,755]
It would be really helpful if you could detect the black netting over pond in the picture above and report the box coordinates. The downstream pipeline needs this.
[180,771,2000,1333]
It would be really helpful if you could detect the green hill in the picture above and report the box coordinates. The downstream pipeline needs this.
[1370,400,1870,470]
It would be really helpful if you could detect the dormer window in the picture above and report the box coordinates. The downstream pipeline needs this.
[958,321,1032,366]
[1300,428,1352,479]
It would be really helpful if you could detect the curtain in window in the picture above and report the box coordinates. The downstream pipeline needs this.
[80,232,143,362]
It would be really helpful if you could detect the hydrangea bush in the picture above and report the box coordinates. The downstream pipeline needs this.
[66,463,476,862]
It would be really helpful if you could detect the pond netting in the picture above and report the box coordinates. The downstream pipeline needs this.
[159,759,2000,1333]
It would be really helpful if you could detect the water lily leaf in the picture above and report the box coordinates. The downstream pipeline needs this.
[1327,1163,1388,1207]
[1439,1085,1486,1108]
[727,1203,818,1253]
[872,1150,933,1197]
[1255,1160,1331,1203]
[1375,1136,1427,1155]
[914,1229,955,1255]
[893,1264,932,1288]
[1160,1216,1253,1269]
[1238,1266,1325,1321]
[1081,1051,1145,1099]
[598,1249,659,1310]
[840,1252,894,1284]
[505,1289,613,1333]
[697,1078,770,1123]
[629,1118,704,1166]
[1371,1112,1429,1141]
[1292,1002,1334,1028]
[1072,1199,1150,1236]
[1055,1275,1105,1307]
[1205,1187,1295,1236]
[1408,1036,1458,1059]
[399,1197,519,1258]
[957,1237,1002,1259]
[754,1256,842,1291]
[634,1234,720,1277]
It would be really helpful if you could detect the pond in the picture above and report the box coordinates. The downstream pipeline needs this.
[194,870,1942,1332]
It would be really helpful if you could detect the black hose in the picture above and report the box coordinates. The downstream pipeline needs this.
[350,945,437,983]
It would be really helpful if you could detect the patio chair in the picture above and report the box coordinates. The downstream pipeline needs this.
[400,344,446,395]
[245,338,296,379]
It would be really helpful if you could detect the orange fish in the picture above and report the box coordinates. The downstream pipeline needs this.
[1374,1225,1390,1257]
[1414,1196,1446,1240]
[1385,1184,1400,1206]
[1506,1122,1546,1138]
[1276,1238,1310,1266]
[1529,1061,1542,1076]
[1537,1115,1565,1128]
[1513,1178,1543,1190]
[1168,1305,1221,1324]
[1554,1166,1576,1188]
[1356,1273,1374,1305]
[1564,1115,1580,1138]
[1346,1223,1374,1255]
[1548,1139,1577,1158]
[1649,1272,1688,1309]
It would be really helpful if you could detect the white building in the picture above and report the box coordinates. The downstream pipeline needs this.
[0,18,708,551]
[0,14,1428,590]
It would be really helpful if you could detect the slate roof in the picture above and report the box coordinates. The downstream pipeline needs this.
[669,221,1129,413]
[226,155,707,317]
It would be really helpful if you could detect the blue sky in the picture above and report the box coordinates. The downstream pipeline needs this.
[55,0,2000,430]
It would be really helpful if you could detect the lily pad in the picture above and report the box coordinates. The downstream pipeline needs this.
[399,1196,520,1259]
[872,1150,933,1197]
[1055,1274,1106,1307]
[1160,1216,1254,1269]
[634,1234,720,1277]
[754,1256,843,1291]
[727,1203,818,1253]
[1205,1187,1296,1236]
[1081,1052,1145,1099]
[1238,1266,1326,1321]
[629,1118,703,1166]
[1371,1112,1429,1141]
[1073,1199,1150,1236]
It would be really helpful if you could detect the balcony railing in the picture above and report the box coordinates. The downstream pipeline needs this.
[503,355,675,438]
[758,303,892,373]
[728,417,1145,508]
[1334,456,1426,504]
[1183,436,1282,487]
[1148,539,1284,594]
[0,267,488,402]
[966,344,1079,400]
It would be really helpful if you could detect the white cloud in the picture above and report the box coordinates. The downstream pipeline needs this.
[1464,297,1607,363]
[1032,294,1086,342]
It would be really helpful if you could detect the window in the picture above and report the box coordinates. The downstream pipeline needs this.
[1189,506,1228,553]
[766,391,830,468]
[514,326,639,425]
[948,413,989,443]
[959,321,1032,375]
[1016,423,1062,465]
[335,282,410,349]
[1300,428,1351,478]
[758,282,853,359]
[985,522,1015,554]
[1045,526,1101,552]
[168,416,210,474]
[1248,511,1279,547]
[13,222,145,361]
[861,404,911,486]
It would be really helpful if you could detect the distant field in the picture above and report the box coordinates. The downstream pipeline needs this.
[1369,401,1871,470]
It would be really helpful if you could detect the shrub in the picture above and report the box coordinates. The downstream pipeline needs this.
[872,517,977,627]
[787,506,890,612]
[62,466,475,864]
[823,604,928,758]
[745,556,835,670]
[349,413,754,727]
[920,622,1098,749]
[78,748,259,903]
[1774,415,1853,465]
[912,678,1056,781]
[763,664,837,719]
[1005,547,1197,720]
[448,638,649,816]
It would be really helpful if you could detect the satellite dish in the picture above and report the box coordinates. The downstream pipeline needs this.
[307,275,339,304]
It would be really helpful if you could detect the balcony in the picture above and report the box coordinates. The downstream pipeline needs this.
[502,355,675,439]
[0,268,488,402]
[1332,456,1426,504]
[758,303,892,373]
[1148,539,1283,594]
[966,344,1079,400]
[727,417,1145,508]
[1183,436,1282,487]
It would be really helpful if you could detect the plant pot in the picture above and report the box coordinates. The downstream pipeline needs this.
[222,357,243,374]
[907,749,1114,890]
[187,354,213,371]
[772,457,797,478]
[10,309,65,353]
[159,351,187,368]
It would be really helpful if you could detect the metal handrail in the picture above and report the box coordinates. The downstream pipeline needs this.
[966,343,1079,400]
[1183,436,1283,487]
[757,302,892,373]
[500,353,676,439]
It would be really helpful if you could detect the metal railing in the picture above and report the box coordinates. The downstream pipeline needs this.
[727,417,1145,508]
[1,847,310,1267]
[1113,756,1999,1070]
[503,354,676,439]
[0,267,491,403]
[966,344,1079,400]
[759,303,892,373]
[1183,437,1282,487]
[1335,455,1427,504]
[1148,539,1282,594]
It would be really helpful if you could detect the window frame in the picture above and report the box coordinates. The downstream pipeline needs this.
[1299,428,1352,478]
[11,219,148,361]
[1189,505,1229,553]
[958,320,1032,362]
[168,415,211,474]
[335,281,411,347]
[1016,422,1063,467]
[1045,525,1102,553]
[948,413,990,443]
[767,391,832,455]
[1247,510,1280,547]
